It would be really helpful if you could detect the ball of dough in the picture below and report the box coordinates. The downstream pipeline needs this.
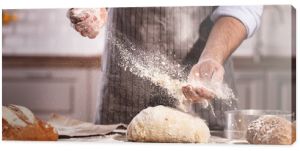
[246,115,295,144]
[127,105,210,143]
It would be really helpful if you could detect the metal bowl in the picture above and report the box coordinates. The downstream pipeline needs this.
[224,109,293,140]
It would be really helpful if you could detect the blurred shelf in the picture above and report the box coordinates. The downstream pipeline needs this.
[2,55,101,69]
[232,56,295,71]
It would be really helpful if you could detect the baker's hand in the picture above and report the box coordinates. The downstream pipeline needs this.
[67,8,107,39]
[182,59,224,103]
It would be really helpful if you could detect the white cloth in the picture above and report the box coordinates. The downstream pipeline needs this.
[210,6,263,38]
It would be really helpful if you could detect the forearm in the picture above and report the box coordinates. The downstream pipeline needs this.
[200,16,247,64]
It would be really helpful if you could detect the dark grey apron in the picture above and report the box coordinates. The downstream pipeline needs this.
[95,6,237,130]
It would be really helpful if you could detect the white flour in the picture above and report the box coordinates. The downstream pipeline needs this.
[107,31,237,115]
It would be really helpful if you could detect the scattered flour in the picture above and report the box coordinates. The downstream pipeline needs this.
[107,30,237,115]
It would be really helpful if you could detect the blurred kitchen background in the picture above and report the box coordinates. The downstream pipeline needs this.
[2,6,296,122]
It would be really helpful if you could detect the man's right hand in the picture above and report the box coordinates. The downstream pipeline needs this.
[67,8,107,39]
[181,59,224,103]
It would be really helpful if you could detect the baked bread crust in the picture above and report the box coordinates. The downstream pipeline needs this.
[246,115,295,145]
[2,105,58,141]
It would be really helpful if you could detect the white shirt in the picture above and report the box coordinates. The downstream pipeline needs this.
[210,6,264,38]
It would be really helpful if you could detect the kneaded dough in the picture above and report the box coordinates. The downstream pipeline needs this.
[127,105,210,143]
[246,115,295,144]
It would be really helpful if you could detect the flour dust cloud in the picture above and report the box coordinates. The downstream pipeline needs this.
[106,30,237,116]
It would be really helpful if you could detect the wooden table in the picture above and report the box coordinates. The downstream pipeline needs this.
[58,130,248,144]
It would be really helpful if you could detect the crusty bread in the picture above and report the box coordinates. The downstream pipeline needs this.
[127,105,210,143]
[246,115,295,145]
[2,104,58,141]
[292,120,296,143]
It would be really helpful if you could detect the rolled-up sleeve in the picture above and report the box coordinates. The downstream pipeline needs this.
[210,6,263,38]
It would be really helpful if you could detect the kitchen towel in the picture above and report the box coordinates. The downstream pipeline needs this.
[48,114,127,138]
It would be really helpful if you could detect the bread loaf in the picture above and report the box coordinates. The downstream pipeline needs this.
[246,115,295,145]
[2,104,58,141]
[127,105,210,143]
